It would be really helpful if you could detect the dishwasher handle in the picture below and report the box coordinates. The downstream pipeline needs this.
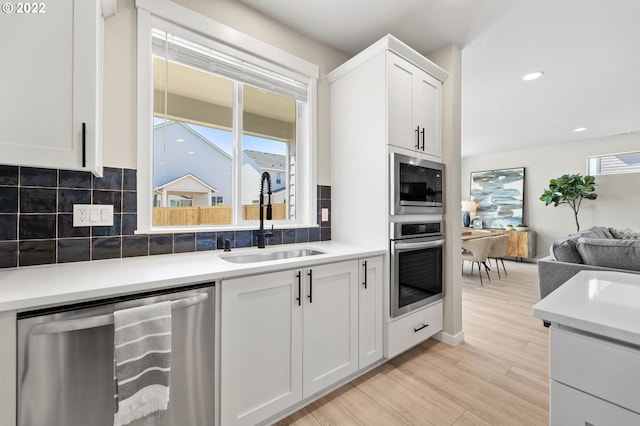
[30,293,209,336]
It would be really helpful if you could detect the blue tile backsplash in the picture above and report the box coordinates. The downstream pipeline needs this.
[0,165,331,269]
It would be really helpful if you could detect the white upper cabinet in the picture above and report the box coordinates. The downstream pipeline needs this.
[387,52,442,157]
[328,35,447,246]
[0,0,112,176]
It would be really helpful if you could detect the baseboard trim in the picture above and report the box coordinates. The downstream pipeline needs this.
[434,329,465,346]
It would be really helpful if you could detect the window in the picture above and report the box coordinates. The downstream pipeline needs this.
[588,151,640,176]
[136,1,318,231]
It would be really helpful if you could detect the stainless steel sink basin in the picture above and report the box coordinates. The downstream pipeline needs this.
[220,248,326,264]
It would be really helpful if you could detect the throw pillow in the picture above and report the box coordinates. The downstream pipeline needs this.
[610,227,640,240]
[550,226,615,263]
[576,237,640,271]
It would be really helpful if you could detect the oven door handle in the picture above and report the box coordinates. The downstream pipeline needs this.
[393,239,444,251]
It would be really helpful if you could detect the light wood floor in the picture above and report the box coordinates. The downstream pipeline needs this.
[277,260,549,426]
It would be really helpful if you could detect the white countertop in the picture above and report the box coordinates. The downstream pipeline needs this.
[533,270,640,346]
[0,242,385,313]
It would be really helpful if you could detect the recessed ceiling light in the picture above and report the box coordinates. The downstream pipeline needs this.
[188,151,195,155]
[176,138,185,143]
[574,127,587,132]
[522,71,544,81]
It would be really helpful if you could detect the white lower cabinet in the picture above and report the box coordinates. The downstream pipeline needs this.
[358,256,384,369]
[386,301,443,359]
[220,260,365,426]
[302,261,359,397]
[550,380,640,425]
[549,325,640,424]
[220,269,303,426]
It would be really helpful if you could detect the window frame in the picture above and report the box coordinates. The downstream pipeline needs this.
[135,0,318,232]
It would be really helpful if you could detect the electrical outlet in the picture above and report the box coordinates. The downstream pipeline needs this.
[321,208,329,222]
[73,204,114,227]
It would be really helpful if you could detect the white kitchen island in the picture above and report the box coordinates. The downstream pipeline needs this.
[533,270,640,425]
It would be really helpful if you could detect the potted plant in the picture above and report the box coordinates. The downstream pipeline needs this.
[515,223,529,232]
[539,173,597,232]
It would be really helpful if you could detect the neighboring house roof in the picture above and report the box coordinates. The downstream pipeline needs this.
[154,173,217,193]
[244,150,286,171]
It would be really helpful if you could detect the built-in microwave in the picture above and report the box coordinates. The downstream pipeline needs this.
[390,152,444,215]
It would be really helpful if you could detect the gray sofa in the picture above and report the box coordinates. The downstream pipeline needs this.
[537,226,640,301]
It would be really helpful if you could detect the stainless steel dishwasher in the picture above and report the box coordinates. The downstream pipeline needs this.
[17,283,215,426]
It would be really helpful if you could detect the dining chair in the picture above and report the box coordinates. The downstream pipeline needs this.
[488,234,510,279]
[461,236,494,285]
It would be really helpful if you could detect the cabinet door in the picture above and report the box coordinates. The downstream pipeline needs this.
[302,261,358,398]
[387,52,442,157]
[358,256,384,369]
[414,71,441,157]
[0,0,103,175]
[387,53,419,152]
[221,270,303,426]
[551,380,640,426]
[504,230,536,259]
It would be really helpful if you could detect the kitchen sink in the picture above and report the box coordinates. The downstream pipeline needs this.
[220,248,326,264]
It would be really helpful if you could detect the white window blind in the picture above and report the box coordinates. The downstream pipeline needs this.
[152,28,308,102]
[588,151,640,175]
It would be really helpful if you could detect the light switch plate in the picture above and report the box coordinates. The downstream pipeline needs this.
[73,204,114,227]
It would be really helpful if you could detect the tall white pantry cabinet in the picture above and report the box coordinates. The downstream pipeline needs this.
[328,35,448,358]
[328,35,448,249]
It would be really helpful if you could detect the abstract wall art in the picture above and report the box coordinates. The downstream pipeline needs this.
[470,167,525,229]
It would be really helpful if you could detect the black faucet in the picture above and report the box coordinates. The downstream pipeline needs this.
[257,171,273,249]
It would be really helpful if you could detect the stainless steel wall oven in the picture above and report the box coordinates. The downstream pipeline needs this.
[390,221,444,318]
[390,152,444,215]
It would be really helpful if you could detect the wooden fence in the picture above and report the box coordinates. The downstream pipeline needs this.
[153,204,287,226]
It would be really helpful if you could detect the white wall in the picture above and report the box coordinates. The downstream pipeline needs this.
[461,132,640,259]
[102,0,349,185]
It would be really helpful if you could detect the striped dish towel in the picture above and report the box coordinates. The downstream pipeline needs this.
[113,301,172,426]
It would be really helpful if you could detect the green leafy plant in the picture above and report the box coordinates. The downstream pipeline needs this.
[540,173,597,232]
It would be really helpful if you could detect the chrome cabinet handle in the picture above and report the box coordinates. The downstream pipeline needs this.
[30,293,209,335]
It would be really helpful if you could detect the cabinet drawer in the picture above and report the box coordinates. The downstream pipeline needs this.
[550,380,640,426]
[550,326,640,413]
[387,301,442,358]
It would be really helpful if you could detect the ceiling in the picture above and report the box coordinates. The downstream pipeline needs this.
[239,0,640,157]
